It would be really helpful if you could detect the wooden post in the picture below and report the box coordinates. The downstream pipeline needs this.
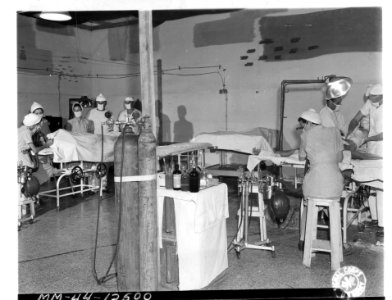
[139,11,157,138]
[138,11,159,291]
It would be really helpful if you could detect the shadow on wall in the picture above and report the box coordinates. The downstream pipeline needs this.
[156,100,171,144]
[174,105,194,143]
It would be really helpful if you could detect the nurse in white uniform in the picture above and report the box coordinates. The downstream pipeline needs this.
[347,83,383,238]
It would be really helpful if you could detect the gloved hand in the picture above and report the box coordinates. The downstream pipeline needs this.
[46,132,57,140]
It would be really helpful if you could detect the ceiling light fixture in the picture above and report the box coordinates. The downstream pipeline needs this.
[39,12,72,21]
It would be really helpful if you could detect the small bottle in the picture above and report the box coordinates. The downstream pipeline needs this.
[173,164,182,190]
[189,161,200,193]
[181,165,189,191]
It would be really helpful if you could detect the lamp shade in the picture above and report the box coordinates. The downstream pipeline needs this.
[39,12,72,21]
[325,77,353,100]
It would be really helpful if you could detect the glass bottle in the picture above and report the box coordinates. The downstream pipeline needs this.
[189,161,200,193]
[165,160,173,189]
[181,164,189,192]
[173,164,182,190]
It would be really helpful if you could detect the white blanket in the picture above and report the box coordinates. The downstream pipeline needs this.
[247,150,305,171]
[247,150,383,189]
[351,159,383,189]
[49,129,120,163]
[192,129,274,154]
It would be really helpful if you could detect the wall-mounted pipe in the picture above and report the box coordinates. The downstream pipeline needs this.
[278,79,326,150]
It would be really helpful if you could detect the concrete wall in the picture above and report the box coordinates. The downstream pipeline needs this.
[155,10,382,147]
[17,9,382,149]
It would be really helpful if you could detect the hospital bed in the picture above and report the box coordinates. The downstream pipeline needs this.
[38,129,120,208]
[191,127,279,177]
[247,149,383,245]
[39,129,213,208]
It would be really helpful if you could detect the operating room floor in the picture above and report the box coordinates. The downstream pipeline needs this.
[18,177,384,297]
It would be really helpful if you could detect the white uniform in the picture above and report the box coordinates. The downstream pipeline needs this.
[87,109,111,135]
[319,106,347,136]
[360,100,383,156]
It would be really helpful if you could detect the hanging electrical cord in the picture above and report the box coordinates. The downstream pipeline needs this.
[92,123,129,284]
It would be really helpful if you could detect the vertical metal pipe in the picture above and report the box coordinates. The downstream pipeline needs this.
[278,79,326,150]
[157,59,163,143]
[244,180,249,244]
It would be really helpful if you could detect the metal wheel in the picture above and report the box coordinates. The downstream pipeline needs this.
[96,163,108,178]
[70,166,84,184]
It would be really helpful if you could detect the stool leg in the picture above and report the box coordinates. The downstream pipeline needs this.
[303,200,316,267]
[300,198,307,243]
[329,201,342,271]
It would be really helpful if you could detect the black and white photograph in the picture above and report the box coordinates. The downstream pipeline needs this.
[6,1,390,299]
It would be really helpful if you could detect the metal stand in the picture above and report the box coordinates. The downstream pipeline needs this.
[39,162,103,209]
[233,176,275,258]
[18,184,36,230]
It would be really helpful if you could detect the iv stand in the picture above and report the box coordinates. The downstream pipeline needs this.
[232,176,275,258]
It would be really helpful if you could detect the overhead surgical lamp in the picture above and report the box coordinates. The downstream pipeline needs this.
[325,76,353,100]
[39,12,72,21]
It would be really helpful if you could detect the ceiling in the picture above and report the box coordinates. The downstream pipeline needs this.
[18,10,239,30]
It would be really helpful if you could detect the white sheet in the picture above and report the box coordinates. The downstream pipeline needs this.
[351,159,383,189]
[247,150,383,189]
[49,129,120,163]
[192,129,274,154]
[157,184,229,290]
[247,150,305,171]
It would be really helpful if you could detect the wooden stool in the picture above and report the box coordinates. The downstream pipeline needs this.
[303,197,343,271]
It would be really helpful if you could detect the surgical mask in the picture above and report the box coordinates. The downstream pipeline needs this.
[334,104,341,112]
[125,103,131,109]
[97,103,104,111]
[74,111,82,118]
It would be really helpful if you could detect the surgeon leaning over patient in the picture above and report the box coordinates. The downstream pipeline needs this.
[347,84,383,238]
[320,77,353,137]
[65,103,94,134]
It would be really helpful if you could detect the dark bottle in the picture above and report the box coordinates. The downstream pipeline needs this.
[173,164,182,190]
[181,165,189,192]
[189,161,200,193]
[165,161,173,190]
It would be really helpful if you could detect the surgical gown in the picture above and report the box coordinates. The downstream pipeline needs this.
[300,126,344,199]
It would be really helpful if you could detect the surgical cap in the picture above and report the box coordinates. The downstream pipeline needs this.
[299,109,321,125]
[366,84,382,97]
[30,102,44,113]
[96,93,107,102]
[23,113,42,126]
[124,96,135,102]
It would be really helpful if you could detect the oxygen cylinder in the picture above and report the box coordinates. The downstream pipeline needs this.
[114,125,140,291]
[138,116,158,291]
